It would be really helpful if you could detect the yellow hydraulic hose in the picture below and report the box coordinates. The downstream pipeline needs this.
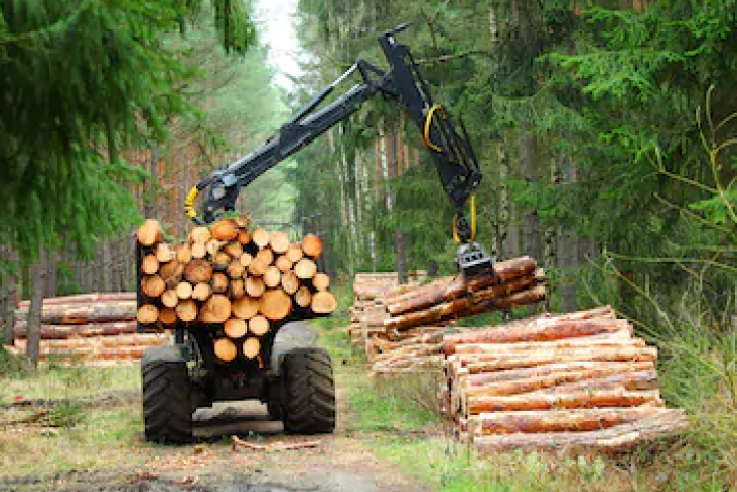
[184,186,199,220]
[423,104,445,153]
[452,194,477,243]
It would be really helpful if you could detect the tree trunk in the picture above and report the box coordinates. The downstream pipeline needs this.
[26,250,48,368]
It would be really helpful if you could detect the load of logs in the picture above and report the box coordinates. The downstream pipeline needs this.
[442,306,689,451]
[7,293,171,365]
[135,217,337,364]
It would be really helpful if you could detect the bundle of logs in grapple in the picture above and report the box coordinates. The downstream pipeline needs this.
[135,217,337,363]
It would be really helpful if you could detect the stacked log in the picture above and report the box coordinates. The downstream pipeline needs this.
[9,293,171,364]
[442,307,689,452]
[136,218,337,364]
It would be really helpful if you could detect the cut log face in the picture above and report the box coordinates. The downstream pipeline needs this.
[275,255,292,273]
[235,214,251,228]
[281,271,300,295]
[229,278,245,300]
[192,282,212,302]
[176,281,193,300]
[214,338,237,362]
[161,290,179,308]
[159,260,184,289]
[200,295,232,324]
[137,219,162,246]
[224,318,248,339]
[263,266,281,288]
[211,273,229,294]
[137,304,159,325]
[159,307,178,325]
[248,315,269,336]
[141,275,166,298]
[223,241,244,258]
[269,231,290,254]
[294,258,317,279]
[189,226,211,244]
[248,257,269,277]
[295,286,312,308]
[312,273,330,291]
[176,243,192,263]
[259,289,292,320]
[237,229,251,245]
[184,259,213,284]
[252,228,270,249]
[256,248,274,266]
[302,234,323,258]
[246,276,266,298]
[243,337,261,359]
[232,296,259,320]
[191,242,206,259]
[311,291,337,314]
[239,253,253,268]
[142,255,159,275]
[286,243,303,263]
[156,243,176,263]
[213,251,231,271]
[206,238,223,257]
[210,219,239,241]
[176,299,198,323]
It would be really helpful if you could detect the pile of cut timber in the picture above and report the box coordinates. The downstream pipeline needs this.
[442,306,689,452]
[8,293,171,365]
[136,218,337,364]
[348,272,428,360]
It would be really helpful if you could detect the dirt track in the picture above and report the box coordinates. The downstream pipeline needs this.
[0,323,425,492]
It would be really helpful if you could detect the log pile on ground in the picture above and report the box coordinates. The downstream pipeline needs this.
[136,218,337,364]
[441,306,689,452]
[7,293,171,365]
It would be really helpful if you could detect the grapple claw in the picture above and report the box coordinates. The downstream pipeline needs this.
[455,242,495,279]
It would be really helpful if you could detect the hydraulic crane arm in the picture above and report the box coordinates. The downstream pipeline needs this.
[185,23,494,277]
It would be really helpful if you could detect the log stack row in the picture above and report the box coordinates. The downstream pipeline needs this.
[442,306,688,452]
[135,218,337,364]
[7,293,171,365]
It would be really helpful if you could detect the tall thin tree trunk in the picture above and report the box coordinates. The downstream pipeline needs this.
[27,249,47,369]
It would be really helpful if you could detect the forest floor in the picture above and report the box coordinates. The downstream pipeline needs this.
[0,323,428,492]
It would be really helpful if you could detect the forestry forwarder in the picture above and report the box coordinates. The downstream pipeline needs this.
[139,23,494,443]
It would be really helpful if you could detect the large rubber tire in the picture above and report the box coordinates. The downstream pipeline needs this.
[282,347,336,434]
[267,400,284,421]
[141,345,193,443]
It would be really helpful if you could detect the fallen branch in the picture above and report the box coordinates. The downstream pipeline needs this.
[231,435,319,452]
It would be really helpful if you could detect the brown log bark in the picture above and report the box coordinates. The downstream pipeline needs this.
[294,258,317,279]
[385,275,539,330]
[453,337,645,356]
[159,260,184,289]
[302,234,323,258]
[270,231,290,254]
[137,219,162,246]
[248,315,269,336]
[176,243,192,263]
[259,289,292,320]
[176,299,198,322]
[184,259,213,284]
[191,241,206,259]
[17,293,135,309]
[13,321,138,340]
[224,318,248,338]
[242,337,261,358]
[192,282,212,302]
[210,219,239,241]
[232,296,259,320]
[159,307,178,325]
[294,286,311,308]
[281,271,300,295]
[189,226,211,244]
[137,304,159,325]
[386,256,537,316]
[246,276,266,298]
[263,266,281,288]
[251,228,270,249]
[175,281,193,300]
[529,370,659,395]
[468,407,680,435]
[444,318,632,355]
[214,337,237,362]
[200,295,231,324]
[16,301,137,325]
[141,255,159,275]
[229,279,245,300]
[312,273,330,291]
[211,273,229,294]
[311,291,337,314]
[161,290,179,308]
[141,275,165,298]
[467,388,661,414]
[286,243,303,263]
[473,410,689,452]
[223,241,244,258]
